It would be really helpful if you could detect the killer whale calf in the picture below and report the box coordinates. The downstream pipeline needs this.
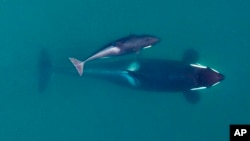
[38,49,225,103]
[68,34,160,76]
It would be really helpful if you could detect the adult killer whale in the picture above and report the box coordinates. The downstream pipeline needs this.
[38,49,224,103]
[69,34,160,76]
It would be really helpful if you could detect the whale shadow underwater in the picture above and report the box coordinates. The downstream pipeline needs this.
[38,49,225,104]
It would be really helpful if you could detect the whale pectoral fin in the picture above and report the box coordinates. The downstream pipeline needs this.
[182,48,199,64]
[121,71,140,87]
[127,61,140,72]
[183,90,201,104]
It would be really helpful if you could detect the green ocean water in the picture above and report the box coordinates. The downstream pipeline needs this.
[0,0,250,141]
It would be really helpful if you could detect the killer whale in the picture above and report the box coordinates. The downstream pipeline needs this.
[38,49,224,103]
[82,49,224,103]
[69,34,160,76]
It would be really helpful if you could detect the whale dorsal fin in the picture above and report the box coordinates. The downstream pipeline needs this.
[182,49,199,64]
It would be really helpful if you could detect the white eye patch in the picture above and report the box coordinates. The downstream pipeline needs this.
[190,86,207,91]
[143,45,152,49]
[190,63,207,69]
[210,68,219,73]
[212,81,220,87]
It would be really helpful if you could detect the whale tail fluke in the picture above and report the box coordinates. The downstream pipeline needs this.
[69,57,85,76]
[38,49,53,93]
